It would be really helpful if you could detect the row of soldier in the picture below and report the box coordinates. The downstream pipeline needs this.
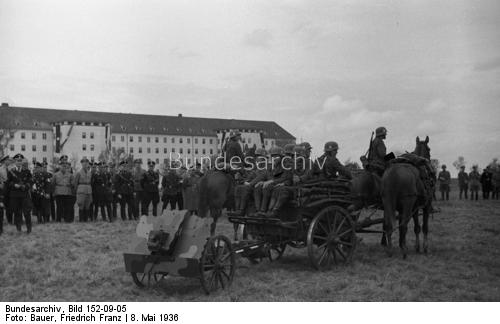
[0,154,195,235]
[455,164,500,200]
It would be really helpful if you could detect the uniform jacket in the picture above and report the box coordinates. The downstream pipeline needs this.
[458,171,469,187]
[161,170,182,196]
[6,166,33,198]
[0,165,7,191]
[133,168,146,192]
[114,169,134,195]
[141,170,160,193]
[225,139,244,165]
[480,171,493,190]
[52,171,74,196]
[92,171,112,196]
[469,170,481,188]
[369,137,387,163]
[317,154,352,180]
[271,156,293,186]
[74,168,93,195]
[438,170,451,186]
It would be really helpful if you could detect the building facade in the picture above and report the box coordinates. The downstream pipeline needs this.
[0,103,295,168]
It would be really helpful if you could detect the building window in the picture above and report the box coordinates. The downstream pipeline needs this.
[130,147,134,154]
[271,140,274,146]
[188,159,191,165]
[202,138,206,145]
[155,137,159,143]
[21,145,26,151]
[155,148,159,154]
[32,133,36,140]
[179,148,183,154]
[130,136,133,142]
[187,138,191,144]
[248,138,252,144]
[155,158,159,164]
[195,148,198,154]
[138,136,142,143]
[43,157,47,163]
[90,132,94,139]
[217,139,220,144]
[187,148,191,154]
[91,156,95,162]
[194,138,198,144]
[82,132,86,139]
[9,144,14,151]
[164,148,168,154]
[147,137,151,143]
[111,135,115,142]
[90,144,95,151]
[163,137,167,143]
[172,148,175,153]
[163,158,168,164]
[42,145,47,152]
[42,133,47,140]
[210,149,213,155]
[82,144,87,151]
[202,149,206,155]
[139,147,142,153]
[121,135,125,142]
[171,137,175,144]
[32,145,36,152]
[209,139,213,144]
[265,140,268,146]
[147,148,151,153]
[21,132,26,139]
[179,138,183,144]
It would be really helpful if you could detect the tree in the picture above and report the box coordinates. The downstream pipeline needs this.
[452,156,466,171]
[0,128,16,158]
[344,158,362,171]
[430,158,440,172]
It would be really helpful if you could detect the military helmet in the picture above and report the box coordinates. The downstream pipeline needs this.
[442,164,446,169]
[283,144,295,155]
[13,153,25,161]
[324,141,339,152]
[300,142,312,150]
[293,145,306,156]
[375,126,387,137]
[80,157,89,163]
[269,146,284,156]
[229,130,241,139]
[255,148,267,156]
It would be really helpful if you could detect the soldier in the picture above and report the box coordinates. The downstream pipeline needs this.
[91,162,111,221]
[366,126,387,176]
[114,160,134,220]
[53,159,75,222]
[161,164,182,211]
[317,141,352,180]
[480,166,493,200]
[300,142,312,159]
[107,162,118,220]
[60,155,76,221]
[74,158,93,222]
[233,148,264,215]
[132,159,145,219]
[6,153,33,233]
[458,165,469,200]
[492,166,500,200]
[224,130,244,169]
[141,161,160,216]
[32,161,52,223]
[438,164,451,201]
[469,165,481,201]
[0,155,8,235]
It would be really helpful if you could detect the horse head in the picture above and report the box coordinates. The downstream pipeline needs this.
[413,136,431,160]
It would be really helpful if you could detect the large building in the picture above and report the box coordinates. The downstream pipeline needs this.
[0,103,295,167]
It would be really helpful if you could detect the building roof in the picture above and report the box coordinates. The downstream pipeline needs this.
[0,103,295,139]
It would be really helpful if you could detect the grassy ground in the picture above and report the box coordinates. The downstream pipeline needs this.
[1,188,499,301]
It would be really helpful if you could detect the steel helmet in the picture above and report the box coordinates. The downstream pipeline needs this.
[293,145,306,157]
[229,130,241,139]
[300,142,312,151]
[283,144,295,155]
[324,141,339,152]
[255,148,267,156]
[269,146,284,156]
[375,127,387,137]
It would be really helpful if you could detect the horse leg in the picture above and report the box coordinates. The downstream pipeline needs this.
[399,197,415,259]
[412,210,421,253]
[422,204,430,254]
[210,208,220,236]
[233,222,239,241]
[382,197,395,257]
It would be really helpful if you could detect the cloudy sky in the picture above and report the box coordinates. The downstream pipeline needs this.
[1,0,499,174]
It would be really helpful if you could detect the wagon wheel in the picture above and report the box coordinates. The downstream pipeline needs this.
[199,235,236,294]
[307,206,356,270]
[268,243,287,261]
[131,272,168,288]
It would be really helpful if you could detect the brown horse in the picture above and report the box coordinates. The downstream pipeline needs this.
[381,136,432,258]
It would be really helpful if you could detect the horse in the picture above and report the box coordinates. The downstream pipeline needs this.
[381,136,432,258]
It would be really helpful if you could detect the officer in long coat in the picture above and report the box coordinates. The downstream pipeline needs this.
[132,159,145,219]
[0,155,9,235]
[114,160,134,220]
[74,158,93,222]
[141,161,160,216]
[224,131,244,169]
[161,165,182,211]
[368,127,387,175]
[91,162,112,221]
[458,165,469,199]
[469,165,481,201]
[32,161,52,223]
[107,162,118,220]
[438,164,451,200]
[6,153,33,233]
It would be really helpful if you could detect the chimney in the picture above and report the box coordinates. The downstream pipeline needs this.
[1,103,9,107]
[178,113,182,117]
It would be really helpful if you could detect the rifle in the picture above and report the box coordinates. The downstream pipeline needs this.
[365,131,374,159]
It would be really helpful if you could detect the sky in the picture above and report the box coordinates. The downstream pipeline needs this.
[1,0,499,175]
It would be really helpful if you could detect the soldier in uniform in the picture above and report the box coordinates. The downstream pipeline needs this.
[438,164,451,201]
[91,162,111,221]
[224,131,244,169]
[6,154,33,233]
[53,160,75,222]
[161,163,182,211]
[141,161,160,216]
[0,155,9,234]
[469,165,481,201]
[233,148,266,215]
[115,160,134,220]
[132,159,145,220]
[317,141,352,180]
[492,166,500,200]
[365,126,387,176]
[74,158,93,222]
[458,165,469,199]
[32,161,52,223]
[480,166,493,200]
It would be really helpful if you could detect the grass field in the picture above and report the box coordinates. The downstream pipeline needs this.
[1,188,499,302]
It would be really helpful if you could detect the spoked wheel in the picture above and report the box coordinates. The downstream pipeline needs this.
[268,243,287,261]
[131,272,168,288]
[200,235,236,294]
[307,206,356,270]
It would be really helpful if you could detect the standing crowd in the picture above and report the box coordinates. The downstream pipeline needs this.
[0,153,195,235]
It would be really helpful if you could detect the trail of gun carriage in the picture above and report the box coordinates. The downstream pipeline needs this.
[1,129,499,302]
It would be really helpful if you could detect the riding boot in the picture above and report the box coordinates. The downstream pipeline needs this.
[100,206,107,221]
[79,209,85,222]
[106,205,113,222]
[260,193,270,212]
